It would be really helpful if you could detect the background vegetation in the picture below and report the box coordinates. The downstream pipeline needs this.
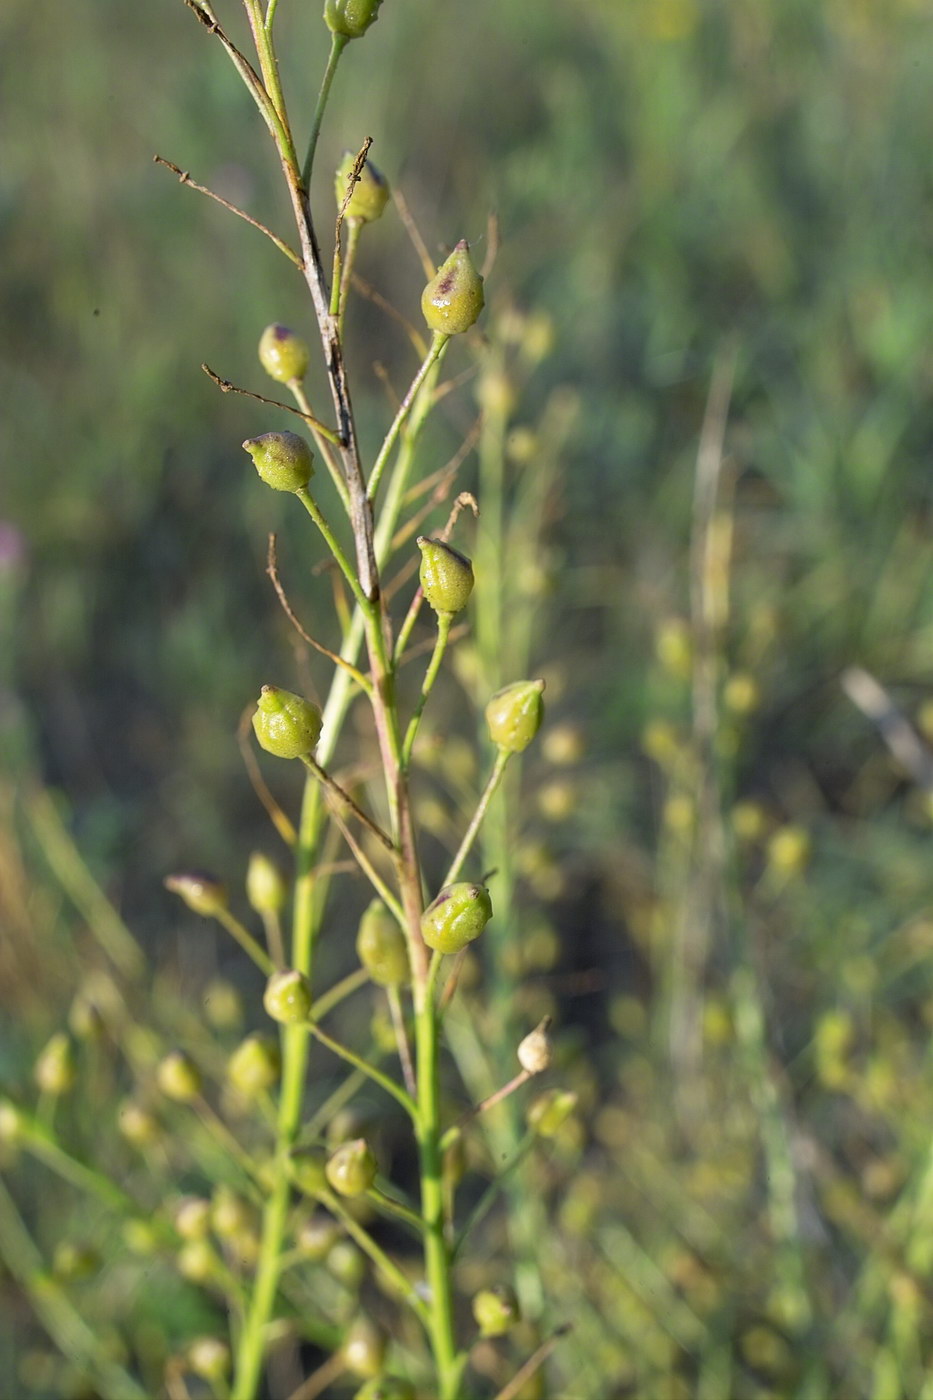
[5,0,933,1395]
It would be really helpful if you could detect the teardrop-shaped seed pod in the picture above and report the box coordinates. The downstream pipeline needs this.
[258,323,310,384]
[421,240,485,335]
[421,882,493,955]
[485,679,546,754]
[242,431,314,493]
[252,686,322,759]
[417,536,474,615]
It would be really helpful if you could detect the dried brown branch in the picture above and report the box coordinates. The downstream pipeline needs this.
[153,156,302,266]
[266,535,371,691]
[201,364,342,445]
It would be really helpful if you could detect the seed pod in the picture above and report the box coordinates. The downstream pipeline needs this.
[296,1212,341,1260]
[243,431,314,493]
[353,1380,416,1400]
[324,0,383,38]
[173,1196,212,1241]
[356,899,410,987]
[258,323,310,384]
[53,1242,99,1281]
[289,1147,329,1197]
[0,1099,25,1145]
[343,1316,387,1378]
[517,1018,552,1075]
[263,969,313,1025]
[336,152,390,223]
[421,240,485,335]
[188,1337,231,1383]
[176,1239,217,1283]
[328,1238,366,1287]
[325,1138,378,1197]
[34,1033,76,1096]
[211,1185,251,1239]
[527,1087,578,1139]
[164,871,228,918]
[252,685,322,759]
[123,1219,160,1256]
[227,1034,281,1097]
[157,1050,202,1103]
[117,1099,159,1147]
[485,679,545,754]
[417,536,474,615]
[421,882,492,955]
[246,851,287,917]
[472,1284,521,1337]
[203,978,243,1031]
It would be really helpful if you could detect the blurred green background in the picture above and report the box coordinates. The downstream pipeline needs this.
[6,0,933,1394]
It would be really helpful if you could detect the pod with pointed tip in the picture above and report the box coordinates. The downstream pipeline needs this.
[263,969,313,1024]
[324,0,383,38]
[227,1034,281,1097]
[258,323,310,384]
[252,686,322,759]
[421,882,492,954]
[243,431,314,493]
[421,240,485,335]
[485,679,545,754]
[325,1138,378,1196]
[472,1284,521,1337]
[417,536,474,615]
[164,871,228,917]
[356,899,410,987]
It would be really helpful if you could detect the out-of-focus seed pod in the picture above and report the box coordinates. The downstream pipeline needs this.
[258,323,310,384]
[296,1213,341,1260]
[767,825,810,876]
[243,431,314,493]
[417,536,474,615]
[173,1196,212,1241]
[421,882,493,955]
[327,1238,367,1288]
[289,1148,329,1198]
[353,1379,416,1400]
[472,1285,521,1337]
[517,1018,552,1075]
[263,969,313,1025]
[527,1087,578,1139]
[335,151,390,222]
[342,1316,387,1378]
[485,679,545,754]
[542,721,584,766]
[203,978,243,1031]
[356,899,410,987]
[252,685,322,759]
[0,1099,25,1146]
[324,0,383,39]
[723,672,761,716]
[53,1242,99,1281]
[421,240,484,335]
[164,872,228,918]
[211,1185,251,1240]
[177,1239,217,1283]
[157,1050,202,1103]
[188,1337,231,1383]
[34,1034,76,1096]
[117,1099,159,1147]
[123,1219,160,1256]
[228,1034,282,1098]
[68,994,104,1042]
[326,1138,378,1197]
[246,851,287,917]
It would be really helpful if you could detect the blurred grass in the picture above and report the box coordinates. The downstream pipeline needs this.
[5,0,933,1394]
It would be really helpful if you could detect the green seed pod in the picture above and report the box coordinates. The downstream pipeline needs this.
[252,685,322,760]
[421,882,493,955]
[243,431,314,493]
[336,151,390,223]
[327,1238,367,1288]
[517,1017,552,1075]
[0,1099,25,1146]
[173,1196,212,1241]
[417,536,474,615]
[289,1147,329,1197]
[472,1284,521,1337]
[123,1219,160,1256]
[263,969,313,1024]
[203,977,243,1031]
[527,1087,578,1139]
[157,1050,202,1103]
[177,1239,217,1283]
[296,1212,341,1260]
[356,899,410,987]
[34,1033,76,1096]
[343,1316,387,1378]
[485,679,546,754]
[53,1242,99,1281]
[227,1034,281,1098]
[246,851,287,917]
[163,871,228,918]
[326,1138,378,1197]
[117,1099,159,1147]
[188,1337,231,1383]
[421,240,485,335]
[324,0,383,39]
[258,323,310,384]
[354,1379,416,1400]
[211,1185,251,1240]
[68,994,104,1042]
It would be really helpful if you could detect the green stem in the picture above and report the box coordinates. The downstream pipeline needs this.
[368,1184,425,1235]
[336,218,362,335]
[302,33,348,188]
[296,488,368,610]
[402,612,452,767]
[444,747,511,885]
[310,966,368,1021]
[308,1021,417,1121]
[368,335,448,503]
[215,907,275,976]
[321,1189,432,1329]
[290,380,351,514]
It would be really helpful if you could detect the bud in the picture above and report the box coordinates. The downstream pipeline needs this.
[173,1196,212,1241]
[517,1018,552,1075]
[157,1050,202,1103]
[118,1099,159,1147]
[343,1316,387,1378]
[188,1337,231,1383]
[472,1284,520,1337]
[263,969,313,1024]
[258,323,310,384]
[336,152,390,223]
[353,1380,416,1400]
[123,1219,160,1256]
[356,899,410,987]
[289,1147,329,1197]
[417,536,474,615]
[527,1087,578,1138]
[242,431,314,493]
[324,0,383,39]
[421,240,485,336]
[34,1033,76,1096]
[325,1138,378,1197]
[421,882,492,955]
[68,994,104,1042]
[164,871,228,918]
[485,679,545,754]
[246,851,288,917]
[227,1034,281,1097]
[252,685,322,759]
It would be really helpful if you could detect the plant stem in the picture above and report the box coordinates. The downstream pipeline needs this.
[308,1020,418,1120]
[402,612,452,767]
[444,747,511,885]
[215,907,275,976]
[295,488,368,610]
[368,334,448,502]
[302,33,348,188]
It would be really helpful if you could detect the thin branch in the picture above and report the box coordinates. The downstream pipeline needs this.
[299,755,394,852]
[334,138,372,250]
[266,535,371,691]
[401,420,482,507]
[153,156,302,266]
[393,185,436,280]
[202,363,343,445]
[308,1024,417,1120]
[479,210,501,281]
[491,1326,571,1400]
[350,274,428,356]
[181,1,282,141]
[237,705,297,846]
[324,806,405,927]
[842,666,933,791]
